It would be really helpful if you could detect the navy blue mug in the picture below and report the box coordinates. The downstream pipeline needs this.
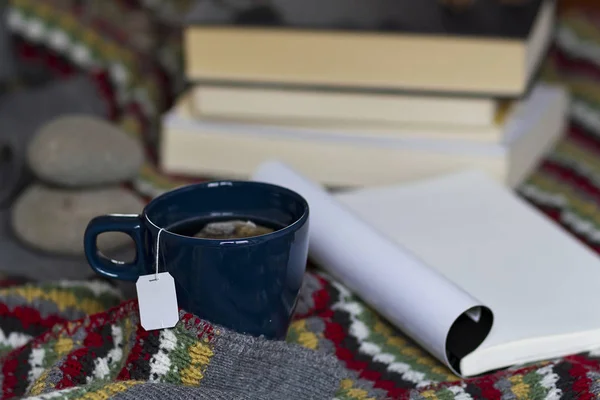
[83,181,309,340]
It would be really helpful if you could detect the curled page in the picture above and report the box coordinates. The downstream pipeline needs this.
[252,160,493,376]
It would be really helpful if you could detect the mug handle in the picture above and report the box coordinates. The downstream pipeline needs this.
[84,214,146,282]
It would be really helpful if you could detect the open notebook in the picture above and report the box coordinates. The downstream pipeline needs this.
[252,162,600,377]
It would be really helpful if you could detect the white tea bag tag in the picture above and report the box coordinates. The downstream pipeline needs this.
[136,272,179,331]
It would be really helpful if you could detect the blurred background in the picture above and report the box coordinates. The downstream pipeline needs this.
[0,0,599,283]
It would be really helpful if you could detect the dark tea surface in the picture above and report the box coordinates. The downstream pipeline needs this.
[168,216,283,239]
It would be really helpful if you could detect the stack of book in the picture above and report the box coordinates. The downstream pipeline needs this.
[160,0,567,188]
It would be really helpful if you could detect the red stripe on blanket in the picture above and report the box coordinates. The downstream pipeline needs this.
[551,46,600,81]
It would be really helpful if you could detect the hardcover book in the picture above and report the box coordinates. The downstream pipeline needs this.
[184,0,556,96]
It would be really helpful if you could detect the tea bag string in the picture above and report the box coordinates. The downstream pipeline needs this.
[153,227,165,281]
[145,215,165,282]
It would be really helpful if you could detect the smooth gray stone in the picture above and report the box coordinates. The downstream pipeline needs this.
[11,185,145,256]
[0,75,108,207]
[27,116,144,187]
[0,208,136,298]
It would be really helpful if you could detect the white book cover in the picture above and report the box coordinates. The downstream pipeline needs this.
[252,161,600,377]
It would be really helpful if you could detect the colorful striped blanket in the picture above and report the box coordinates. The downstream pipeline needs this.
[5,0,600,398]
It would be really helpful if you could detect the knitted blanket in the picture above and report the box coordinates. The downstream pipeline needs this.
[0,274,376,399]
[5,0,600,399]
